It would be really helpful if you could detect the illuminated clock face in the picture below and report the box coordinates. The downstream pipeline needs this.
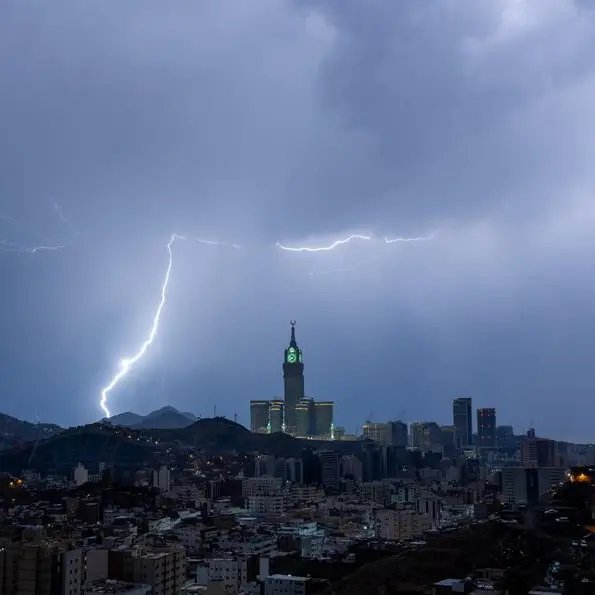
[287,348,297,363]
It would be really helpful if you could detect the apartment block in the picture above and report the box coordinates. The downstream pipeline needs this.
[375,508,432,541]
[108,546,186,595]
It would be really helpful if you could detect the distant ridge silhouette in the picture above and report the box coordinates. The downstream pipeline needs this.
[102,406,197,430]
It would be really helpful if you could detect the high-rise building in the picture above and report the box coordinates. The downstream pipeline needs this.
[318,450,340,487]
[250,400,270,433]
[407,422,441,451]
[283,321,304,434]
[389,421,408,447]
[314,401,334,437]
[295,398,314,437]
[268,400,284,433]
[477,408,497,447]
[440,425,457,449]
[362,422,392,445]
[496,425,515,448]
[453,397,472,448]
[521,434,557,468]
[409,422,425,448]
[422,422,442,452]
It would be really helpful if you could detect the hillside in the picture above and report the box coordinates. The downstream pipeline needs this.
[0,424,155,474]
[158,417,360,457]
[0,414,363,475]
[318,522,556,594]
[0,412,62,445]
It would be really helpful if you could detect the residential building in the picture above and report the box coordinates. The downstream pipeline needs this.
[152,466,171,493]
[501,467,566,506]
[375,509,431,541]
[521,435,556,468]
[265,574,316,595]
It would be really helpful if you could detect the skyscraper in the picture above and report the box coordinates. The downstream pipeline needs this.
[453,397,472,448]
[250,400,270,434]
[268,400,284,433]
[283,320,304,433]
[477,408,497,448]
[295,398,314,436]
[389,420,408,447]
[313,401,334,437]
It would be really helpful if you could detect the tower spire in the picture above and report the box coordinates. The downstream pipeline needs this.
[290,320,297,347]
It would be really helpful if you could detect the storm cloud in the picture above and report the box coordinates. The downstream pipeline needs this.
[1,0,594,441]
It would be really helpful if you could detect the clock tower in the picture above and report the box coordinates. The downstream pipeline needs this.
[283,320,304,434]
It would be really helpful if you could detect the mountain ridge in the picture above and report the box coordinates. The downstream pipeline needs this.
[103,406,197,430]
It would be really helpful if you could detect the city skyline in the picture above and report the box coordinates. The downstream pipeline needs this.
[2,2,595,441]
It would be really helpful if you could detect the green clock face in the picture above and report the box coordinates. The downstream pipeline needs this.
[287,348,297,363]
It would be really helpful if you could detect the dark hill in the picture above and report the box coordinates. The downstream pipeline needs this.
[157,417,357,457]
[0,412,62,444]
[0,424,155,474]
[157,416,251,447]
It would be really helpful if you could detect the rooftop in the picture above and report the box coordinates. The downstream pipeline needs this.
[267,574,310,582]
[84,579,149,593]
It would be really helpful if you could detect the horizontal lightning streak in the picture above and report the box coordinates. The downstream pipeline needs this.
[384,232,436,243]
[0,240,71,254]
[276,232,436,255]
[276,234,372,252]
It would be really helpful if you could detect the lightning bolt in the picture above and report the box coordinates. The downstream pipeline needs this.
[276,234,372,252]
[99,233,243,418]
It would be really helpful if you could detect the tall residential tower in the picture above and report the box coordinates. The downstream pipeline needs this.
[477,408,497,448]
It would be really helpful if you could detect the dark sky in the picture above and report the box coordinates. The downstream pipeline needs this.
[1,1,595,441]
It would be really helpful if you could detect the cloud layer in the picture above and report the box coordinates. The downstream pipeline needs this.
[1,0,595,441]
